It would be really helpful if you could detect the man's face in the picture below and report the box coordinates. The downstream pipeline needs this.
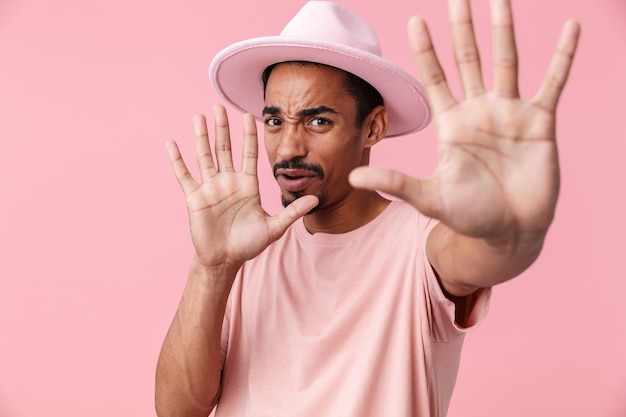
[263,63,372,211]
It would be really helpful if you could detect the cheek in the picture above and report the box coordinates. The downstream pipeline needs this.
[323,149,363,181]
[335,139,366,165]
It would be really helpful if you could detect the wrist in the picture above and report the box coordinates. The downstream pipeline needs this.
[192,254,241,273]
[189,255,241,291]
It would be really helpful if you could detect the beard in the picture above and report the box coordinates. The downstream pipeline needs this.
[274,158,326,214]
[281,190,327,215]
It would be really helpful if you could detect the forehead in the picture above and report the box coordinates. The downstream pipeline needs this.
[264,63,351,107]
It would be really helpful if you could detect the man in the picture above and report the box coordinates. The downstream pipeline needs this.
[155,1,580,416]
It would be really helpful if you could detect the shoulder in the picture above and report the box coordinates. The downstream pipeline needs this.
[383,200,438,238]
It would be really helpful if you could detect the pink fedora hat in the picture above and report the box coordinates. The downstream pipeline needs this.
[209,1,431,138]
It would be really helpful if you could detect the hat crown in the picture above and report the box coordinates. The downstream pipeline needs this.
[209,0,431,137]
[280,1,382,57]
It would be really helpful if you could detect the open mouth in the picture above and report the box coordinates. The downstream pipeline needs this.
[275,169,319,193]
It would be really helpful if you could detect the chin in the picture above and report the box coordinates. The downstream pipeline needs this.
[281,191,325,215]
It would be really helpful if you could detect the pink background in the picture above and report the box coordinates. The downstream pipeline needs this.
[1,0,624,416]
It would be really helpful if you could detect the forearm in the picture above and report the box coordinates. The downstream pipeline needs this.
[155,256,240,417]
[427,223,547,297]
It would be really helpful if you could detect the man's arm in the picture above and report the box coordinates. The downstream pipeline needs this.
[350,0,580,296]
[155,258,238,416]
[155,107,317,417]
[426,223,546,297]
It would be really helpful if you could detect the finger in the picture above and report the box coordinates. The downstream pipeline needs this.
[268,195,319,240]
[449,0,485,98]
[166,140,198,196]
[409,16,457,113]
[193,114,217,182]
[213,104,235,172]
[349,166,440,218]
[490,0,519,98]
[532,20,581,113]
[241,113,259,176]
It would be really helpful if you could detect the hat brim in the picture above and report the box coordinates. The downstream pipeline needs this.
[209,36,431,138]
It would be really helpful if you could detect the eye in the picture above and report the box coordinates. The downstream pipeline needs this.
[264,117,282,127]
[309,117,332,127]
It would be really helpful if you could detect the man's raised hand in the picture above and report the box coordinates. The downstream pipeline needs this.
[350,0,580,241]
[167,105,318,271]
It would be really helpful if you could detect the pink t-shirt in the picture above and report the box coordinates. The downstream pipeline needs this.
[213,201,490,417]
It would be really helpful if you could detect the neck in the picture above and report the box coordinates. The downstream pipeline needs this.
[302,190,391,234]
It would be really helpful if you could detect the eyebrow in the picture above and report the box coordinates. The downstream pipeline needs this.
[261,105,339,117]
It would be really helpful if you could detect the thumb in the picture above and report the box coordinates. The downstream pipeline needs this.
[349,166,440,217]
[268,194,319,239]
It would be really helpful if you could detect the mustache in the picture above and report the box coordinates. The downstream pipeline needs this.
[273,159,325,180]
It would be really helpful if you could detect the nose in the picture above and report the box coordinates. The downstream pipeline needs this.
[275,126,307,161]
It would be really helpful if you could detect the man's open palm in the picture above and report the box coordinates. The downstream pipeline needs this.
[350,0,580,240]
[167,106,318,270]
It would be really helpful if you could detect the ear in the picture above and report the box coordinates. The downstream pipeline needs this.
[364,106,388,148]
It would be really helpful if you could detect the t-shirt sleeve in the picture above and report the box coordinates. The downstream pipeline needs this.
[417,212,492,343]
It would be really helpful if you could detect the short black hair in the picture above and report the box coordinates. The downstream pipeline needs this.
[261,61,384,128]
